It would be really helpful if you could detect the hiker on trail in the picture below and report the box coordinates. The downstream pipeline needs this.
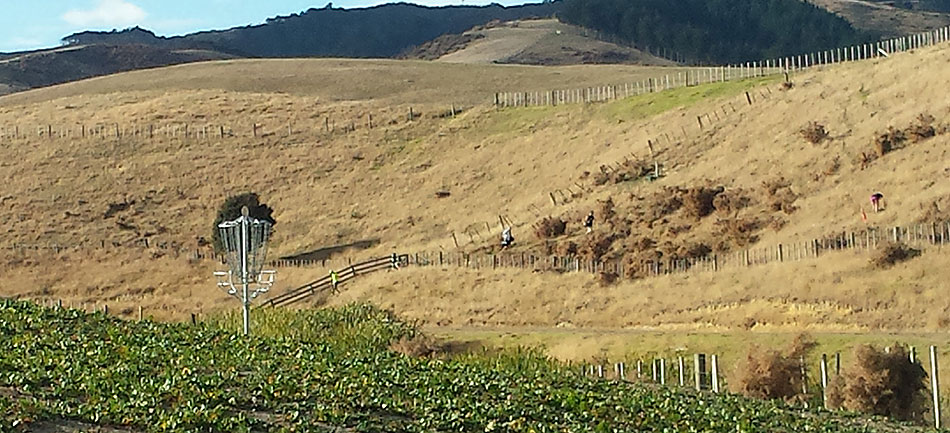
[870,192,885,213]
[390,252,400,270]
[501,226,514,248]
[584,211,595,234]
[329,269,339,290]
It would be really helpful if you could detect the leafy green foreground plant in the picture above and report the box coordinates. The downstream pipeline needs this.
[0,301,907,432]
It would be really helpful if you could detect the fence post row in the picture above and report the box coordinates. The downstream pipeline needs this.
[492,24,950,107]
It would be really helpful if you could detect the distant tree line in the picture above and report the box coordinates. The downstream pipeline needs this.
[63,3,561,59]
[557,0,877,64]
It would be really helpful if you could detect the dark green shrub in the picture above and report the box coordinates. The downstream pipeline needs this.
[211,192,276,252]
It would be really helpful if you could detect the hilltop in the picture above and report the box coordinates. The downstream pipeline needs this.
[400,18,675,66]
[809,0,950,36]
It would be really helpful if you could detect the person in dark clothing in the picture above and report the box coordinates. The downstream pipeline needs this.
[501,226,514,248]
[870,192,885,212]
[584,211,595,234]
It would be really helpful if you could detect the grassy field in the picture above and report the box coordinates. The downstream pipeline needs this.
[0,300,933,432]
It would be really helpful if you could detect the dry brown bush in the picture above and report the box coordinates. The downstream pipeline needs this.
[610,159,655,183]
[760,177,791,197]
[626,236,656,252]
[535,217,567,239]
[599,197,616,225]
[869,243,921,269]
[389,335,444,358]
[799,121,829,144]
[598,271,619,286]
[712,189,753,216]
[767,215,788,232]
[760,177,798,215]
[827,344,928,422]
[905,114,936,143]
[715,217,760,249]
[590,159,654,186]
[675,242,712,260]
[580,233,615,260]
[621,253,656,279]
[735,334,816,401]
[682,186,724,220]
[556,241,578,257]
[874,127,905,157]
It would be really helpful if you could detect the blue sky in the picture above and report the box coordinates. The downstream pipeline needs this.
[2,0,531,52]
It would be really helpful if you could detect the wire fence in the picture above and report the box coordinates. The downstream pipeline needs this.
[410,220,950,279]
[578,346,946,429]
[0,104,468,143]
[494,25,950,107]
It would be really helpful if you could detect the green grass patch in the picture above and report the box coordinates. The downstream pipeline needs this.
[599,75,783,121]
[481,105,558,136]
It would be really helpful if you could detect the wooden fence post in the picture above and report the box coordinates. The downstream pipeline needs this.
[932,346,941,429]
[678,356,685,386]
[660,359,667,385]
[711,355,720,393]
[800,355,808,395]
[820,354,829,409]
[694,353,706,391]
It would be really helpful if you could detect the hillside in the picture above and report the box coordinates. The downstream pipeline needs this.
[0,34,948,337]
[809,0,950,36]
[64,3,560,58]
[559,0,875,64]
[0,3,559,96]
[0,44,234,96]
[401,18,675,66]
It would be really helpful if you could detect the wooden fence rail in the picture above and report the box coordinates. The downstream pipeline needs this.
[263,254,408,307]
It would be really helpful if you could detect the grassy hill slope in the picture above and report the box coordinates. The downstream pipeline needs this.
[809,0,950,37]
[403,18,675,66]
[0,44,234,96]
[0,41,947,334]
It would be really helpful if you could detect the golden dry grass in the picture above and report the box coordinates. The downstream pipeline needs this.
[329,246,949,332]
[0,58,693,107]
[436,19,673,66]
[0,41,947,338]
